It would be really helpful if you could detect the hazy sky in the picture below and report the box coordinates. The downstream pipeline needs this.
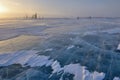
[0,0,120,18]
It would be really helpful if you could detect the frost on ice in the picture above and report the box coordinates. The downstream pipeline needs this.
[0,18,120,80]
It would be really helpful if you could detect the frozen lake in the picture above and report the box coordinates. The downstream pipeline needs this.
[0,18,120,80]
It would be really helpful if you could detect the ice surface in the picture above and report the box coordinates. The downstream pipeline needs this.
[0,50,53,67]
[0,18,120,80]
[0,50,106,80]
[0,35,41,54]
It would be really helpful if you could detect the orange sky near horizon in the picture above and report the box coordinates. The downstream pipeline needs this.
[0,0,48,18]
[0,0,120,18]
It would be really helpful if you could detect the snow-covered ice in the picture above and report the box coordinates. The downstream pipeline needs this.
[0,50,106,80]
[0,18,120,80]
[63,64,105,80]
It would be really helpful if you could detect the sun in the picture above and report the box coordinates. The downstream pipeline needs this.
[0,5,8,13]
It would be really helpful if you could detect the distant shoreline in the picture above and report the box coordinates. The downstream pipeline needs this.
[1,17,120,20]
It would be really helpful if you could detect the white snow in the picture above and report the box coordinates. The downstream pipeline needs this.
[51,63,105,80]
[0,50,106,80]
[113,77,120,80]
[63,64,85,80]
[117,44,120,50]
[63,64,105,80]
[0,50,120,80]
[26,55,53,67]
[0,50,53,67]
[44,48,53,52]
[67,45,75,50]
[51,60,61,74]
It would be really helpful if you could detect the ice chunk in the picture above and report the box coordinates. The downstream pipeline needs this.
[92,71,105,80]
[117,44,120,50]
[113,77,120,80]
[51,60,61,73]
[63,64,105,80]
[63,64,85,80]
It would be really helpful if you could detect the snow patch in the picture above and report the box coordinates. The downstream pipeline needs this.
[63,64,105,80]
[44,48,53,52]
[0,50,53,67]
[113,77,120,80]
[26,55,53,67]
[51,60,61,74]
[117,44,120,51]
[67,45,75,50]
